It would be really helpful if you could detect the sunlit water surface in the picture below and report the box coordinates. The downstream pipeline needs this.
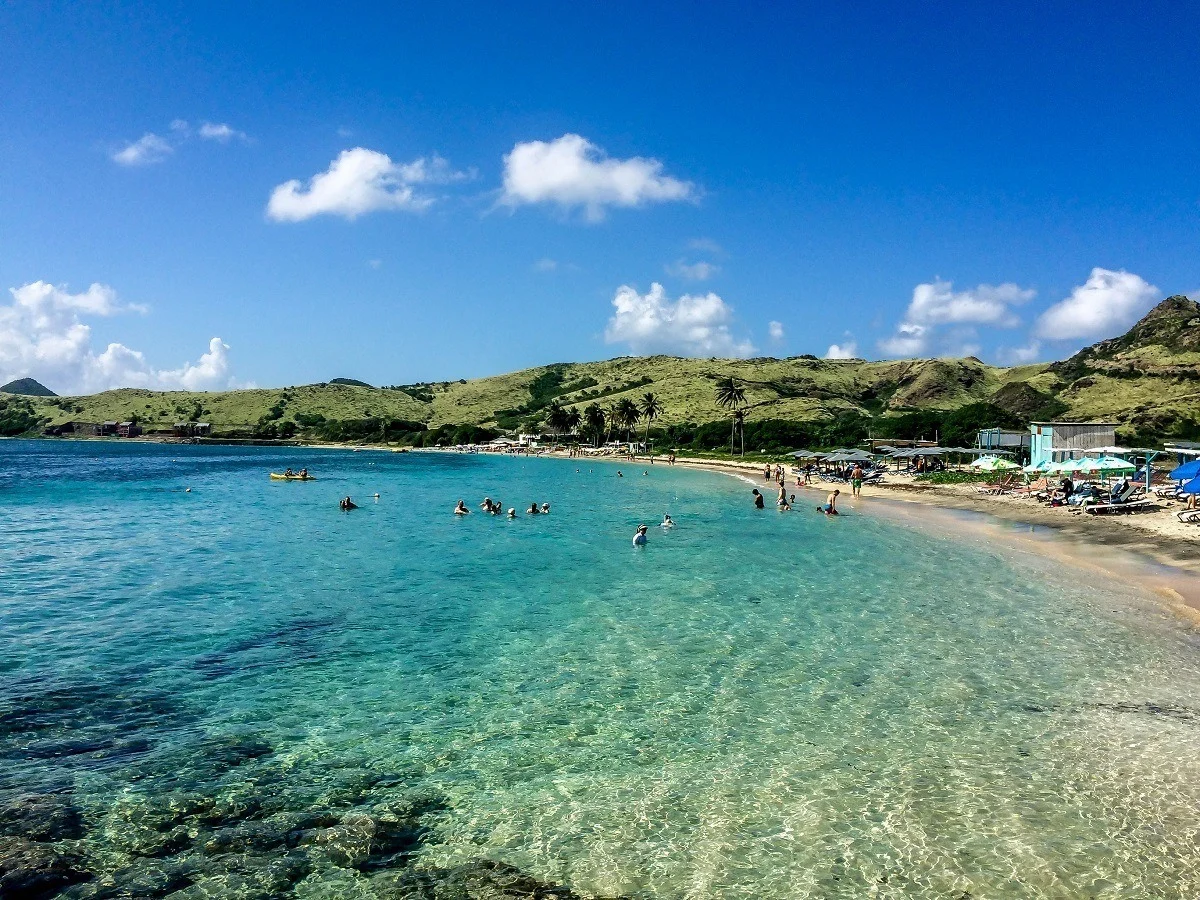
[3,440,1200,899]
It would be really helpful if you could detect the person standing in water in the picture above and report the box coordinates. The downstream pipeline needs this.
[454,500,469,515]
[632,524,648,546]
[752,488,765,509]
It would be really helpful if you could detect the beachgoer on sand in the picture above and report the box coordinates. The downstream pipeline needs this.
[851,464,864,497]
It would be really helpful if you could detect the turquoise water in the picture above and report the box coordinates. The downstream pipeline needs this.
[3,440,1200,899]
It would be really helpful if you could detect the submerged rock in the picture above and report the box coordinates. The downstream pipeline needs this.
[0,838,92,899]
[370,859,620,899]
[0,793,85,841]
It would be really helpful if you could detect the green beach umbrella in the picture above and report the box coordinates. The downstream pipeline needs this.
[1022,459,1050,474]
[1079,455,1136,473]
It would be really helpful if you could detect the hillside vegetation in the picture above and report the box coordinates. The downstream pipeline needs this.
[5,296,1198,448]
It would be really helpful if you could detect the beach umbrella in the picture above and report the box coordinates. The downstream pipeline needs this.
[1181,476,1200,495]
[1169,459,1200,481]
[1023,459,1051,474]
[971,456,1020,472]
[1078,455,1136,474]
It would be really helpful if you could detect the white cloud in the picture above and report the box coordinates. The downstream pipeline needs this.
[605,283,753,358]
[1034,268,1160,341]
[198,122,247,142]
[998,340,1043,364]
[112,133,173,166]
[907,279,1033,327]
[667,259,719,281]
[112,119,246,166]
[0,281,235,394]
[501,134,694,221]
[878,278,1034,358]
[878,322,930,357]
[825,340,857,359]
[768,321,785,342]
[267,148,467,222]
[533,258,558,272]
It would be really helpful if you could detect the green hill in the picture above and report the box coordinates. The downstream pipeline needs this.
[12,296,1199,448]
[1,377,56,396]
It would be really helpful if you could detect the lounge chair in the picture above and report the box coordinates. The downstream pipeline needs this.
[1177,509,1200,524]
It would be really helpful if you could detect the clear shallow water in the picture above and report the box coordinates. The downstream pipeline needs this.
[3,440,1200,899]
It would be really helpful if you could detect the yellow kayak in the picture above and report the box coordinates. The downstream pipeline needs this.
[269,473,316,480]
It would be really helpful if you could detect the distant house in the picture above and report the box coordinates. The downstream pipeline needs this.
[95,421,119,436]
[1029,422,1117,467]
[117,422,141,438]
[976,428,1029,452]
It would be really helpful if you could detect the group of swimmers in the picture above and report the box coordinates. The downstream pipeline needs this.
[454,497,551,518]
[751,486,840,515]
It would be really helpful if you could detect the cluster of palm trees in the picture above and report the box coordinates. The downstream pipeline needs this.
[543,392,661,449]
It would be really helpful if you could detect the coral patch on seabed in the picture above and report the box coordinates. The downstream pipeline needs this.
[0,731,612,900]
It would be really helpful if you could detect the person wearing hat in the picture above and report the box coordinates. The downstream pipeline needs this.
[632,524,649,546]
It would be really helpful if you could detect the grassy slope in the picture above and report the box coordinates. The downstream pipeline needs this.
[7,353,1191,438]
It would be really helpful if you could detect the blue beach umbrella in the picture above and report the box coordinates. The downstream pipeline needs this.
[1182,476,1200,495]
[1169,459,1200,482]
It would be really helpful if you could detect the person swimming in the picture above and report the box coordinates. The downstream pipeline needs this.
[617,471,623,478]
[507,507,517,518]
[632,524,648,546]
[340,496,358,511]
[480,497,494,512]
[820,489,840,515]
[454,499,469,515]
[490,500,503,515]
[541,502,550,514]
[661,514,674,528]
[528,502,540,515]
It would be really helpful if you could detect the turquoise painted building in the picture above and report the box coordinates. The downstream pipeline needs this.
[1029,422,1117,468]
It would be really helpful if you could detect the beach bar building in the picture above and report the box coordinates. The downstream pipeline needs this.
[976,428,1029,453]
[1029,421,1117,468]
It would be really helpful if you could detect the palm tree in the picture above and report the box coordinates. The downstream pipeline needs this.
[564,406,581,438]
[583,403,605,447]
[639,392,661,453]
[614,398,639,442]
[714,377,747,455]
[544,400,568,438]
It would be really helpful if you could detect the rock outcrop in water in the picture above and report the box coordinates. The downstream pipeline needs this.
[0,724,620,900]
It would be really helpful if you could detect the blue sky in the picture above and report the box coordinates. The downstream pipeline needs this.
[2,2,1198,393]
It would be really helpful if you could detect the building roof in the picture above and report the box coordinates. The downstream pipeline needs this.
[1030,421,1118,426]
